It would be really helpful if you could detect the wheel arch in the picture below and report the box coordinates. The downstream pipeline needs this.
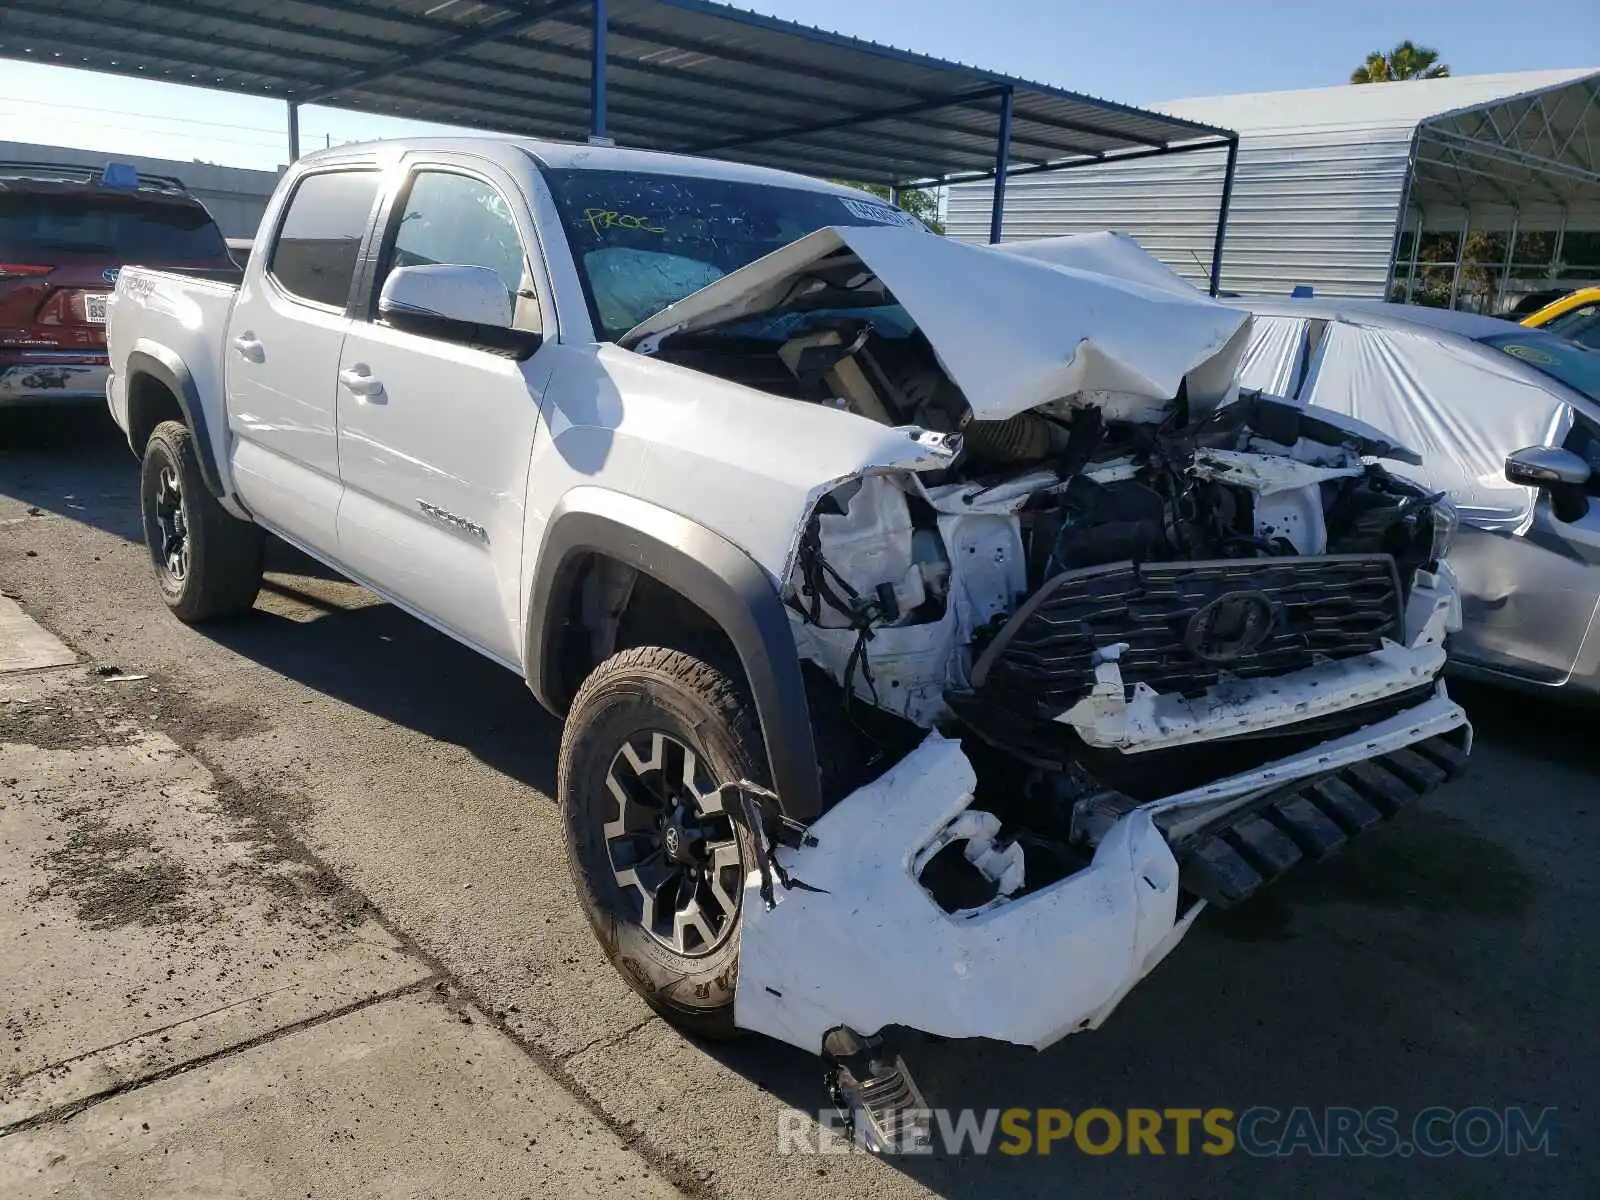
[125,346,227,501]
[527,488,823,822]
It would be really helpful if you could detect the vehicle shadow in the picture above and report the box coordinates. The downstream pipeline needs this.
[0,406,143,541]
[203,590,563,799]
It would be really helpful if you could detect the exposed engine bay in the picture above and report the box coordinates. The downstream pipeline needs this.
[625,229,1472,1102]
[630,228,1462,915]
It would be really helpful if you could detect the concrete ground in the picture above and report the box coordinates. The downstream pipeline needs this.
[0,608,682,1198]
[1,407,1596,1198]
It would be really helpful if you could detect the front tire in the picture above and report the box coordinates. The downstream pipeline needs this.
[139,420,263,622]
[559,646,764,1039]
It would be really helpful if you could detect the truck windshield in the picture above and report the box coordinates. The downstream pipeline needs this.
[541,167,924,340]
[0,194,230,262]
[1479,330,1600,403]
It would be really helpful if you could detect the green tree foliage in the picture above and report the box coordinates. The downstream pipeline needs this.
[1351,41,1451,84]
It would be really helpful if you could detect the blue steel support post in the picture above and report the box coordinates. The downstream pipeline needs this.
[590,0,608,141]
[1209,136,1239,297]
[989,87,1014,244]
[888,185,900,206]
[287,101,300,162]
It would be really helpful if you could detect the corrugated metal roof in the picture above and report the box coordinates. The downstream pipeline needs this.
[0,0,1233,186]
[948,70,1600,301]
[1152,69,1600,136]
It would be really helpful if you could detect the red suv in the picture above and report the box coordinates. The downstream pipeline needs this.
[0,161,238,407]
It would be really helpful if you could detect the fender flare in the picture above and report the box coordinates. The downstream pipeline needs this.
[125,345,227,500]
[526,488,823,822]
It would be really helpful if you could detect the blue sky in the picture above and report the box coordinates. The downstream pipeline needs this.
[0,0,1594,170]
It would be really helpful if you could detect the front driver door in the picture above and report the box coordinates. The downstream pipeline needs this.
[334,161,550,665]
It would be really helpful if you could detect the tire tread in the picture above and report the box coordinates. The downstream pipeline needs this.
[557,645,766,1040]
[141,420,263,622]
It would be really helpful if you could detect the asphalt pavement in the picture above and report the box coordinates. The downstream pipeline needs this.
[1,406,1595,1198]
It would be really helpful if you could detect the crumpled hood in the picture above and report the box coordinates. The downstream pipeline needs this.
[997,230,1204,299]
[621,225,1254,423]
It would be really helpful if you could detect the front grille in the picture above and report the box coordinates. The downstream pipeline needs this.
[971,555,1402,712]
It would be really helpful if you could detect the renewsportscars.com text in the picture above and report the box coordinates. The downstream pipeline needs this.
[778,1105,1558,1157]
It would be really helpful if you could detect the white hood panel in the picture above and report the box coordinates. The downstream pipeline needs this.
[622,226,1253,423]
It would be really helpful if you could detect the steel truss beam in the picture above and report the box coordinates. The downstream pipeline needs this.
[302,1,591,105]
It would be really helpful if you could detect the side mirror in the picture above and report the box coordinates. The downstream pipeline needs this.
[1506,445,1591,523]
[1504,445,1591,488]
[378,264,540,358]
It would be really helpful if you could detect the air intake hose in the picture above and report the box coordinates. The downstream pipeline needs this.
[962,412,1054,464]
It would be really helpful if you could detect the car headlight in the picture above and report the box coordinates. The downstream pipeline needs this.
[1429,496,1458,563]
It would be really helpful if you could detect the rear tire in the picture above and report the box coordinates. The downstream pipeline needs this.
[559,646,765,1039]
[139,420,263,622]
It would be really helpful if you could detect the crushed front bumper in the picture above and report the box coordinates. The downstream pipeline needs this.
[734,687,1471,1058]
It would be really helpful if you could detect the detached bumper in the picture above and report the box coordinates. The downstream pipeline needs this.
[736,735,1189,1055]
[735,689,1471,1057]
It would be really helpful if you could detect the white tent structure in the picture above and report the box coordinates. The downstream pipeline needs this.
[946,69,1600,309]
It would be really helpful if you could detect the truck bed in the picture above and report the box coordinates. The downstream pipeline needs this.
[106,266,240,472]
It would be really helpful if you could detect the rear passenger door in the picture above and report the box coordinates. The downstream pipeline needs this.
[225,166,382,558]
[334,160,550,664]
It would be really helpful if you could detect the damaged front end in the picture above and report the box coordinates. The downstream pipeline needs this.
[625,229,1471,1075]
[733,401,1470,1064]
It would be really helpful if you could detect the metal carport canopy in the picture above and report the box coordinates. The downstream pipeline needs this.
[0,0,1236,250]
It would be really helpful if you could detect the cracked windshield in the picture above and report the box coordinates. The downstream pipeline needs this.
[542,166,923,339]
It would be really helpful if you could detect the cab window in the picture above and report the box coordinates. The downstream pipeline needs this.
[268,170,381,309]
[378,170,534,328]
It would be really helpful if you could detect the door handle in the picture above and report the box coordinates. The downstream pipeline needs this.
[338,366,386,402]
[231,334,265,363]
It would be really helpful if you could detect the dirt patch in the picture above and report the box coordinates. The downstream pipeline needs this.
[0,692,134,751]
[115,676,268,746]
[7,663,371,936]
[68,861,192,928]
[0,662,266,753]
[224,858,371,929]
[212,776,316,839]
[208,777,369,929]
[25,775,375,941]
[34,820,194,930]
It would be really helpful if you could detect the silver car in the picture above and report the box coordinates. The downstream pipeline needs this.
[1237,298,1600,700]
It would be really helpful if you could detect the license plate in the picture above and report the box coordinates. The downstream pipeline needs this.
[84,293,108,324]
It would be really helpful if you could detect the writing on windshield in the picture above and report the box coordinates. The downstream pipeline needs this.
[1480,331,1600,403]
[542,167,922,339]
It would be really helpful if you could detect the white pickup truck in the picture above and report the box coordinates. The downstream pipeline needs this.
[107,136,1471,1139]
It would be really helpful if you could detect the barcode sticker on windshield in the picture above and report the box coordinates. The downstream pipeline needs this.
[839,197,922,229]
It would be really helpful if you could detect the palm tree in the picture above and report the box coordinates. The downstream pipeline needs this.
[1350,41,1450,84]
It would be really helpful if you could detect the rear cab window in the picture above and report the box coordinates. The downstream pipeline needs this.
[268,170,382,309]
[0,193,228,263]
